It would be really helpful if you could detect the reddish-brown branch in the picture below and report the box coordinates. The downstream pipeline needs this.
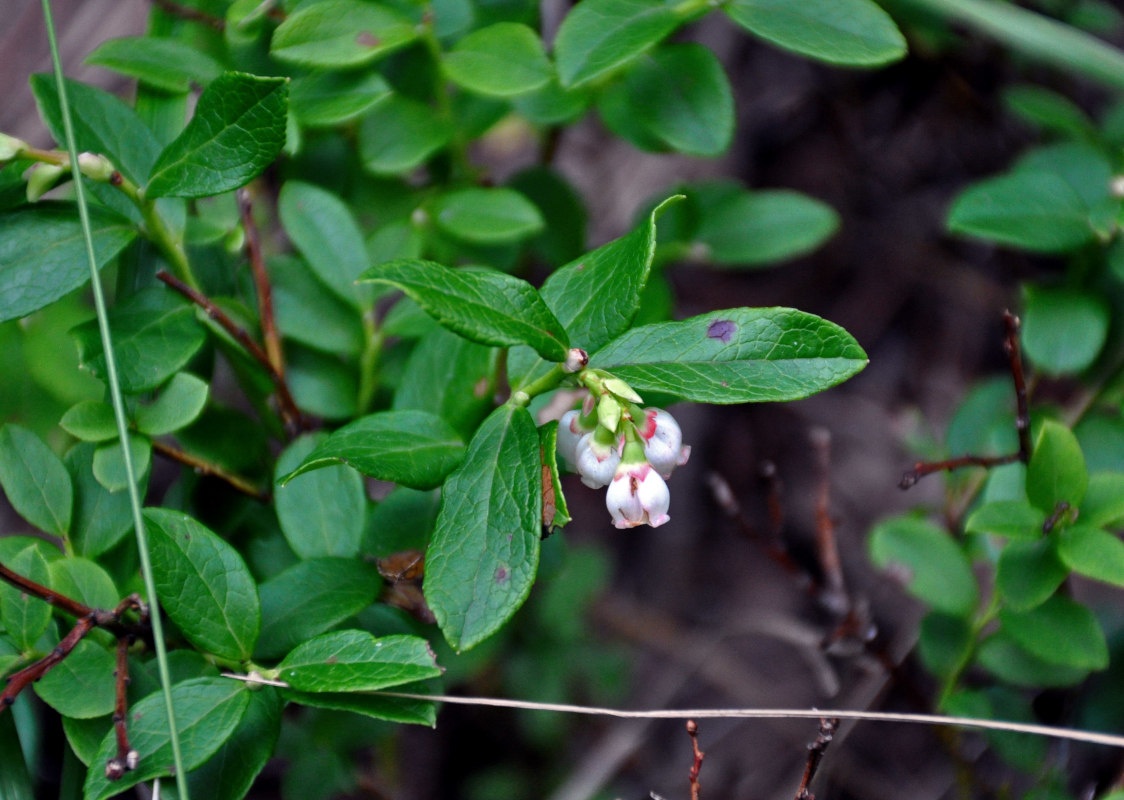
[1,615,95,710]
[152,439,270,502]
[106,636,139,780]
[686,720,705,800]
[238,188,285,378]
[794,717,839,800]
[760,460,787,549]
[1003,310,1032,462]
[157,270,306,435]
[1043,501,1071,534]
[810,428,846,604]
[898,452,1022,489]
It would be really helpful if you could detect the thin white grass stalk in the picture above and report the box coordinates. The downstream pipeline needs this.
[38,3,189,795]
[225,672,1124,750]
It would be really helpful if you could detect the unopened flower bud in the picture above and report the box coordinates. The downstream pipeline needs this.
[606,444,670,528]
[563,347,588,373]
[639,408,690,478]
[26,162,66,202]
[0,133,27,162]
[77,152,115,181]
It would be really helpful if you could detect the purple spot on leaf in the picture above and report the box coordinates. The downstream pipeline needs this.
[495,566,509,584]
[707,319,736,342]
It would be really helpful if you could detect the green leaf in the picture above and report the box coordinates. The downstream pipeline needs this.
[290,70,391,127]
[431,188,545,244]
[539,420,571,532]
[693,188,839,267]
[361,259,566,359]
[600,44,733,156]
[1026,419,1088,512]
[279,410,465,491]
[1021,286,1109,375]
[948,171,1095,253]
[1057,524,1124,586]
[0,424,72,537]
[145,508,261,661]
[146,72,288,198]
[918,612,973,680]
[1081,472,1124,527]
[977,631,1089,688]
[135,372,209,435]
[512,77,591,125]
[283,681,438,726]
[60,401,117,442]
[274,433,367,560]
[279,180,373,309]
[92,433,152,492]
[425,404,542,650]
[72,288,207,393]
[0,545,52,650]
[0,712,33,800]
[996,538,1067,610]
[724,0,906,67]
[508,195,679,389]
[964,500,1045,539]
[47,556,118,610]
[255,558,380,660]
[358,94,452,174]
[34,640,115,718]
[30,74,161,184]
[269,255,364,356]
[0,204,136,323]
[443,23,551,96]
[589,307,867,403]
[271,0,418,67]
[868,516,979,616]
[85,36,224,93]
[553,0,681,87]
[65,443,133,558]
[285,345,359,420]
[83,678,250,800]
[278,630,441,691]
[1002,84,1097,139]
[365,487,440,557]
[1000,595,1108,670]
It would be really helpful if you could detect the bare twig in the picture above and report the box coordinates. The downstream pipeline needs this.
[686,720,705,800]
[810,429,846,606]
[152,439,270,502]
[794,718,840,800]
[106,635,139,780]
[0,563,144,640]
[238,188,284,378]
[1,615,95,710]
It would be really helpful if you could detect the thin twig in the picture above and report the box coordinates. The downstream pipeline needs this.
[1,615,95,710]
[686,720,704,800]
[794,718,839,800]
[898,453,1023,489]
[152,439,271,502]
[156,270,305,435]
[0,563,144,639]
[106,635,139,780]
[810,429,846,605]
[237,188,284,378]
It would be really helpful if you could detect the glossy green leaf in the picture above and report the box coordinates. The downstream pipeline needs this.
[278,630,441,691]
[948,171,1095,253]
[393,326,498,440]
[86,36,224,93]
[361,259,565,358]
[977,631,1089,688]
[291,70,391,127]
[724,0,906,66]
[274,433,366,560]
[509,195,679,389]
[280,410,465,490]
[135,372,209,435]
[365,487,440,557]
[279,180,373,309]
[83,678,250,800]
[1081,472,1124,527]
[1021,287,1109,375]
[65,443,133,558]
[513,77,591,124]
[554,0,681,87]
[694,189,839,267]
[0,712,32,800]
[590,307,867,403]
[1003,84,1097,139]
[269,254,364,356]
[146,72,288,198]
[92,433,151,492]
[1026,419,1088,512]
[72,288,206,393]
[255,558,380,660]
[600,43,732,156]
[868,516,979,616]
[284,681,438,726]
[34,640,115,718]
[443,23,551,96]
[271,0,418,67]
[59,401,117,442]
[0,544,52,650]
[0,424,72,536]
[996,538,1067,610]
[1057,524,1124,586]
[359,94,452,174]
[964,500,1045,539]
[145,508,261,661]
[0,204,135,323]
[1000,595,1109,670]
[431,188,545,244]
[946,377,1017,457]
[285,345,359,420]
[918,612,973,680]
[425,404,542,650]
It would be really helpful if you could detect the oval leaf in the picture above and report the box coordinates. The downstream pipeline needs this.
[278,630,442,691]
[1000,595,1108,670]
[868,515,979,617]
[589,307,867,403]
[135,372,209,436]
[279,409,465,490]
[425,404,542,651]
[291,70,391,127]
[361,259,567,359]
[34,640,116,719]
[146,72,288,198]
[358,94,452,174]
[85,36,224,93]
[554,0,681,87]
[1057,524,1124,587]
[0,544,53,651]
[145,508,261,661]
[964,500,1045,539]
[1022,287,1109,376]
[0,424,72,537]
[1026,419,1088,513]
[443,23,552,97]
[695,189,839,267]
[996,538,1067,611]
[271,0,418,67]
[431,188,545,244]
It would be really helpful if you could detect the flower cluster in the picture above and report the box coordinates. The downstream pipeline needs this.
[557,386,690,529]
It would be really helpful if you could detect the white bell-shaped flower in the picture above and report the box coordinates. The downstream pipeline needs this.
[639,408,691,478]
[606,454,671,529]
[575,430,621,489]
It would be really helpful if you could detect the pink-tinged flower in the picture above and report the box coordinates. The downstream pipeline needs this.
[557,410,586,472]
[575,431,620,488]
[606,459,670,528]
[639,408,691,478]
